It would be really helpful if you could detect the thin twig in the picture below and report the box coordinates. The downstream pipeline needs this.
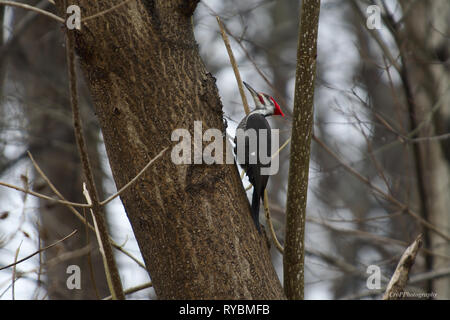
[0,245,92,299]
[111,242,146,269]
[29,151,99,294]
[410,267,450,284]
[27,152,92,224]
[306,247,391,283]
[103,281,153,300]
[327,87,450,173]
[216,16,250,115]
[308,216,450,260]
[11,241,22,300]
[64,15,124,299]
[100,147,169,206]
[272,137,291,160]
[263,190,284,254]
[313,134,450,242]
[203,3,289,108]
[0,181,90,208]
[28,152,146,270]
[0,230,77,271]
[0,1,64,23]
[0,0,50,60]
[36,226,44,297]
[83,184,115,300]
[44,244,92,268]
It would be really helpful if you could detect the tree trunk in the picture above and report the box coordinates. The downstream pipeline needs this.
[284,0,320,300]
[399,0,450,298]
[54,0,284,299]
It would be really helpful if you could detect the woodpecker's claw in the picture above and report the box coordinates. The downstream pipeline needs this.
[222,118,228,137]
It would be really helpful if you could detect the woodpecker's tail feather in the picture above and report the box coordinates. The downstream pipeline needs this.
[251,189,262,233]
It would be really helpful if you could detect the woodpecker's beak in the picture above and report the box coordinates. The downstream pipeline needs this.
[243,81,258,99]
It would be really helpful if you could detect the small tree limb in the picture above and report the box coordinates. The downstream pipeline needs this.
[383,234,423,300]
[0,1,64,23]
[284,0,321,300]
[100,147,169,206]
[64,8,124,299]
[0,180,90,207]
[0,230,77,271]
[103,282,153,300]
[263,190,284,254]
[216,16,250,115]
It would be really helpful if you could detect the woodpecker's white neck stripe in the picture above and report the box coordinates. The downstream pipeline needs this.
[250,108,271,117]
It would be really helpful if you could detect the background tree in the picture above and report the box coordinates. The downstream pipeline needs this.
[1,0,108,299]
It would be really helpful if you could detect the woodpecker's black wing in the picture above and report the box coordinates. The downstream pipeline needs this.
[234,113,271,232]
[243,113,271,185]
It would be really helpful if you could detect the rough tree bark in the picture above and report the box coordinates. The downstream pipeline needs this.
[284,0,320,300]
[54,0,284,299]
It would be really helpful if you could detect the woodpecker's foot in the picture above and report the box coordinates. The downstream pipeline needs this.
[262,226,271,249]
[222,118,228,137]
[255,222,262,234]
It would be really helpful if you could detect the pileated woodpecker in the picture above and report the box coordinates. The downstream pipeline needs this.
[234,82,284,232]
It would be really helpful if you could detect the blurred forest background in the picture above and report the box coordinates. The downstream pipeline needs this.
[0,0,449,299]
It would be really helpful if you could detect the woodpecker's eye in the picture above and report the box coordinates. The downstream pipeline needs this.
[258,94,265,105]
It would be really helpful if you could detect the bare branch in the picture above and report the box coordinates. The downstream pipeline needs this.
[216,16,250,115]
[383,234,423,300]
[263,190,284,254]
[313,135,450,242]
[11,241,22,300]
[100,147,169,206]
[103,282,153,300]
[272,138,291,160]
[0,1,64,23]
[64,16,124,299]
[202,2,289,108]
[0,230,77,271]
[0,181,90,208]
[28,152,147,270]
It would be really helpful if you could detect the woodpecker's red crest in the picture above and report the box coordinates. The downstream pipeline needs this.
[270,97,284,116]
